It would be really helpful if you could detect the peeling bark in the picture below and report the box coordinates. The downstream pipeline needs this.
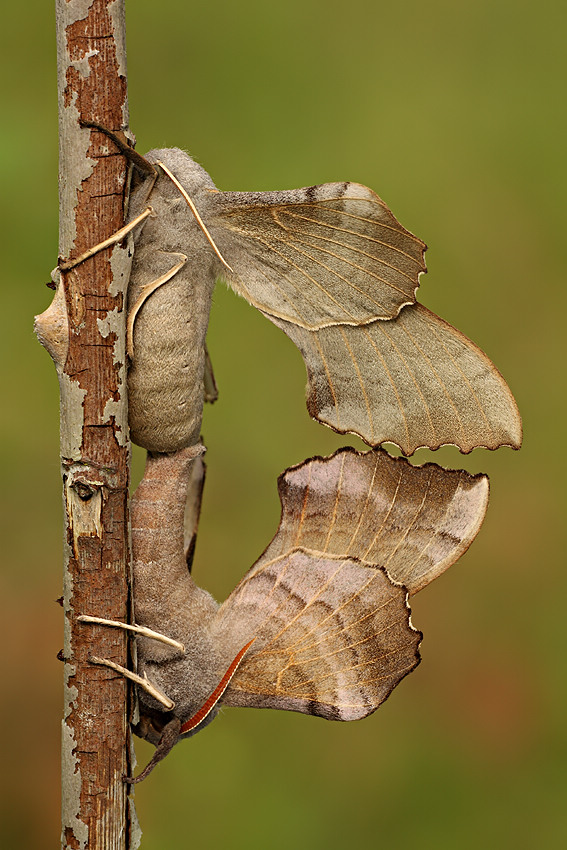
[35,2,137,847]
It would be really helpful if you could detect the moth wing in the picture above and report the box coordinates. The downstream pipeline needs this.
[208,184,426,329]
[215,550,420,720]
[261,447,489,595]
[267,303,522,455]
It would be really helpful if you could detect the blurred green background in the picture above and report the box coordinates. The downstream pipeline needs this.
[1,0,565,847]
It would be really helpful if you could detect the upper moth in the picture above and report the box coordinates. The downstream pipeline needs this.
[117,142,522,456]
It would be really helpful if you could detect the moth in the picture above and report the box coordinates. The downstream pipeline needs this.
[86,444,488,782]
[68,127,511,782]
[72,126,522,456]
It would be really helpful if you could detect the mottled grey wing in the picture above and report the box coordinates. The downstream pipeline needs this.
[215,550,420,720]
[260,447,489,595]
[268,303,522,455]
[209,183,426,328]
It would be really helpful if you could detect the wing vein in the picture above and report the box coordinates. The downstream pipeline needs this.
[283,209,425,262]
[254,560,351,653]
[294,464,312,547]
[382,467,433,570]
[323,453,346,553]
[283,227,418,287]
[397,474,461,585]
[373,321,438,444]
[419,310,495,437]
[347,454,380,550]
[359,326,411,446]
[362,467,404,560]
[313,333,341,429]
[339,328,375,442]
[253,575,399,658]
[393,316,467,442]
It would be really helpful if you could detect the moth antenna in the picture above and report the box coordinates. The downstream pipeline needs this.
[156,160,234,273]
[180,638,256,735]
[79,121,158,178]
[89,656,175,710]
[203,344,219,403]
[124,717,182,784]
[59,206,154,271]
[77,614,185,651]
[127,254,188,358]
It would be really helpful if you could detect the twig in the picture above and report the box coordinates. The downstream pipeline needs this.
[35,2,136,847]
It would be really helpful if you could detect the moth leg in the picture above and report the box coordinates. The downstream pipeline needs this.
[80,120,157,180]
[124,717,182,784]
[127,253,188,358]
[89,656,174,710]
[77,614,185,652]
[60,121,159,271]
[203,344,218,403]
[59,205,155,272]
[183,453,206,571]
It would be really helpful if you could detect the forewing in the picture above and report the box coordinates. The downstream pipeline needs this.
[215,550,420,720]
[209,183,426,328]
[268,303,522,455]
[261,447,489,595]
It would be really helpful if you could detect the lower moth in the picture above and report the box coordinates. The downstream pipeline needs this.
[85,445,488,782]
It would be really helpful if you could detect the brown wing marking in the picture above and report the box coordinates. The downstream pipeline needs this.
[216,550,421,720]
[256,448,489,595]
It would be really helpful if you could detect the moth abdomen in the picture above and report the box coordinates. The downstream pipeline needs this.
[127,244,217,452]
